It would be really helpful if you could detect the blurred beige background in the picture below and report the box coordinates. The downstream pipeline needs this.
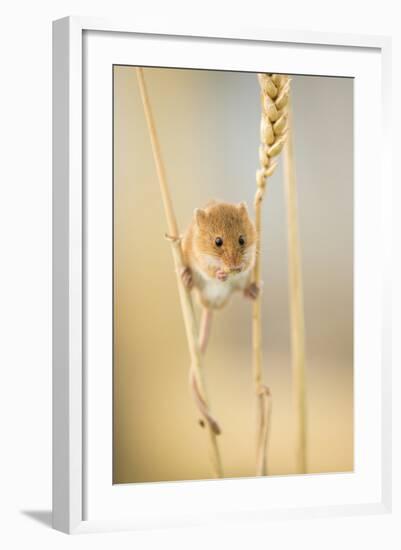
[113,67,353,483]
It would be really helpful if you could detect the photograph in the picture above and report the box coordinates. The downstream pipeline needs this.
[112,66,353,484]
[0,0,393,543]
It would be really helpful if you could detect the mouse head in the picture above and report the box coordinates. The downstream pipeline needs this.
[193,202,257,278]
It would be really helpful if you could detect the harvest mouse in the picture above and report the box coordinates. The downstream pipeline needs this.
[181,201,260,353]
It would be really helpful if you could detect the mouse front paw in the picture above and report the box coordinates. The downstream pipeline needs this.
[216,269,228,282]
[181,266,193,290]
[244,282,261,300]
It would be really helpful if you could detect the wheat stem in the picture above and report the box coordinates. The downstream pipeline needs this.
[253,73,290,476]
[283,98,307,474]
[136,67,223,478]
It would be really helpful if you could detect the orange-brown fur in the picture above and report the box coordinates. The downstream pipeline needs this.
[182,201,257,309]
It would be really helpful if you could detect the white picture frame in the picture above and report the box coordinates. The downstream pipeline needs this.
[52,16,392,534]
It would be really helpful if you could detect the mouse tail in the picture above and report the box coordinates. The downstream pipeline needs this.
[189,368,221,435]
[198,307,213,354]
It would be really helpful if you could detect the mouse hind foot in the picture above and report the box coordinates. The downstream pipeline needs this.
[180,266,194,290]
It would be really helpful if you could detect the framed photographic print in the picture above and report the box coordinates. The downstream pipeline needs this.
[52,17,392,534]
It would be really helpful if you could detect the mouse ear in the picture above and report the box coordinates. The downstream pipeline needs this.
[194,208,207,226]
[237,202,248,216]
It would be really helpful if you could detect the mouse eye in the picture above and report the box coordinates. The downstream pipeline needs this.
[215,237,223,247]
[239,235,245,246]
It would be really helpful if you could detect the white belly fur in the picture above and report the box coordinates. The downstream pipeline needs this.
[193,267,250,309]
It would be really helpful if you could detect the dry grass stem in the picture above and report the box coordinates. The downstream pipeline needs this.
[136,67,223,478]
[253,73,291,475]
[283,99,307,474]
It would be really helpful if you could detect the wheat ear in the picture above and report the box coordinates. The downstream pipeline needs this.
[283,98,307,474]
[253,73,290,475]
[136,68,223,478]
